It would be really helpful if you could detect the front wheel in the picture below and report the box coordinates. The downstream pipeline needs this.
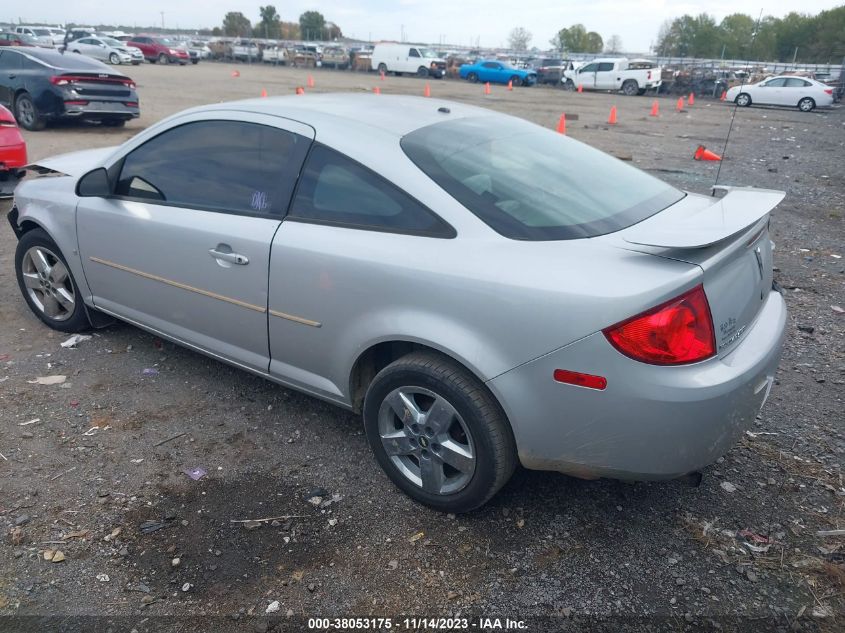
[735,93,751,107]
[158,53,169,65]
[797,97,815,112]
[109,52,120,64]
[417,66,429,78]
[467,72,478,83]
[377,63,387,74]
[363,352,517,513]
[14,92,45,131]
[564,79,575,91]
[15,229,90,333]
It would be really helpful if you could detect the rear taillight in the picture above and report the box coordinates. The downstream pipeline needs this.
[50,75,135,88]
[603,285,716,365]
[824,88,833,95]
[0,105,16,126]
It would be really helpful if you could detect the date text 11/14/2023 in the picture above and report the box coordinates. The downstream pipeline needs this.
[307,617,528,630]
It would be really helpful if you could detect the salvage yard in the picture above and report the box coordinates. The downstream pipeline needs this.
[1,63,843,632]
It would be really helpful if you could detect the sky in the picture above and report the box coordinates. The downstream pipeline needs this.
[8,0,843,52]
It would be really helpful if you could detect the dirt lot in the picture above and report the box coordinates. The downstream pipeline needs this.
[1,62,843,632]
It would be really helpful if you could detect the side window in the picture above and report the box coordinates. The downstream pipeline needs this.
[785,78,810,87]
[115,120,310,215]
[0,51,21,71]
[597,62,614,72]
[289,145,454,237]
[483,62,497,69]
[580,63,598,73]
[409,48,420,58]
[764,78,786,87]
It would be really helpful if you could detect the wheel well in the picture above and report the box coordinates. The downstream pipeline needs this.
[19,220,42,236]
[349,341,483,414]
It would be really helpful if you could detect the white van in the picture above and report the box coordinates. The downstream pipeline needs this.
[371,43,446,78]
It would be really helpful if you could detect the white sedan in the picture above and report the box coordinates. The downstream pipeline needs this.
[70,36,144,65]
[726,75,834,112]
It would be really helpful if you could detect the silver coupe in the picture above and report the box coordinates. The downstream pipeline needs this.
[9,95,787,512]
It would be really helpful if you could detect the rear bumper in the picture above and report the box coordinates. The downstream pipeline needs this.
[488,289,787,480]
[0,140,27,170]
[62,102,139,120]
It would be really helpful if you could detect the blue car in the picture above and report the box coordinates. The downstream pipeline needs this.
[458,60,537,86]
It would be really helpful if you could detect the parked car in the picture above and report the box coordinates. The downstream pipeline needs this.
[13,26,55,48]
[127,36,190,65]
[563,58,661,95]
[46,28,67,46]
[175,43,200,64]
[0,47,139,130]
[459,59,536,86]
[0,103,26,198]
[320,46,349,69]
[371,43,446,78]
[231,40,260,62]
[0,32,37,47]
[726,76,834,112]
[65,29,98,43]
[7,95,786,512]
[262,46,288,65]
[69,36,143,65]
[186,40,211,60]
[529,58,566,85]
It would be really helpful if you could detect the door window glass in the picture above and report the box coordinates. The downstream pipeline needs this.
[785,78,811,87]
[409,48,420,57]
[115,120,310,215]
[763,78,787,87]
[597,62,614,71]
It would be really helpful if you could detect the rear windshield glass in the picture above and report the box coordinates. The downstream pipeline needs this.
[18,48,118,71]
[401,117,684,240]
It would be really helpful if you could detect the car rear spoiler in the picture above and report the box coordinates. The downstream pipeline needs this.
[622,186,786,249]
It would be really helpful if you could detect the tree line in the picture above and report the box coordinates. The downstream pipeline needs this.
[656,6,845,63]
[216,6,342,40]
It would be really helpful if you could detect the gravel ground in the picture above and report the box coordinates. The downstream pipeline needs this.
[0,62,842,633]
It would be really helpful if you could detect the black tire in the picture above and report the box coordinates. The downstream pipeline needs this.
[363,351,517,513]
[191,59,199,65]
[510,75,521,87]
[149,57,157,64]
[109,52,120,65]
[797,97,815,112]
[417,66,429,78]
[377,63,387,74]
[564,79,575,91]
[467,72,478,83]
[158,52,169,65]
[735,92,751,107]
[102,119,126,127]
[15,229,90,333]
[622,79,639,96]
[14,92,45,131]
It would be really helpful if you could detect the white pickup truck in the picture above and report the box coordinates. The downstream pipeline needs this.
[562,58,661,95]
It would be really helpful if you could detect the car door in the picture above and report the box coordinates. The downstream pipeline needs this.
[75,39,99,60]
[755,78,787,105]
[407,47,421,73]
[0,50,21,108]
[480,62,499,82]
[784,78,811,106]
[76,113,314,372]
[576,62,599,88]
[594,62,616,89]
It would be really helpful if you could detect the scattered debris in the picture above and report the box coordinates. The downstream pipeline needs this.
[9,527,24,545]
[96,573,110,582]
[266,601,280,614]
[387,560,398,570]
[154,432,187,447]
[139,519,172,535]
[171,557,181,568]
[141,368,159,376]
[18,418,40,426]
[60,334,92,348]
[103,528,121,542]
[816,529,845,537]
[181,583,192,592]
[720,481,737,493]
[28,375,67,385]
[65,530,91,540]
[183,467,207,481]
[43,549,65,563]
[409,531,425,543]
[230,515,306,524]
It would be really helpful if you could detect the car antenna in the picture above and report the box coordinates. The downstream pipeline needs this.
[713,9,764,194]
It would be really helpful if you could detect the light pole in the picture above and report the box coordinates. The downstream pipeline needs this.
[160,12,165,31]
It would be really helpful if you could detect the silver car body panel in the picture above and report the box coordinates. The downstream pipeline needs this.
[11,95,788,478]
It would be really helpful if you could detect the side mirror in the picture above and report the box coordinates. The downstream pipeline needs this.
[76,167,111,197]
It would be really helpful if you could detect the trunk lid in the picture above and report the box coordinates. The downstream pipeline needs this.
[610,187,785,357]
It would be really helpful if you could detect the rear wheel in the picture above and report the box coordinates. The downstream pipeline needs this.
[735,93,751,107]
[108,52,120,64]
[15,229,90,333]
[797,97,815,112]
[467,72,478,83]
[622,79,639,96]
[363,352,517,513]
[14,92,45,131]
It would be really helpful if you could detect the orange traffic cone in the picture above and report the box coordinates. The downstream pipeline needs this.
[650,100,659,117]
[694,145,721,161]
[556,114,566,135]
[577,84,583,93]
[720,90,727,101]
[307,75,315,88]
[231,70,240,78]
[295,86,305,95]
[676,97,684,112]
[423,83,431,97]
[608,106,617,125]
[260,88,267,98]
[484,82,491,95]
[507,79,513,91]
[373,86,380,95]
[688,92,695,106]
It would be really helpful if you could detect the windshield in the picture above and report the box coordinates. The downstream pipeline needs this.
[418,48,438,58]
[155,38,174,45]
[401,117,684,240]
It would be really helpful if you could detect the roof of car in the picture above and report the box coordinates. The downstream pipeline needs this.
[196,94,496,137]
[6,46,128,73]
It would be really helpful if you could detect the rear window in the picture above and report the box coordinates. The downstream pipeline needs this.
[401,117,684,240]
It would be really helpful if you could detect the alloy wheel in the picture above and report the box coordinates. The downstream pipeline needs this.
[16,98,35,127]
[20,246,75,321]
[378,386,476,495]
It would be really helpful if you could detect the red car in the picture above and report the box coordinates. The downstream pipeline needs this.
[0,104,27,198]
[126,35,190,65]
[0,32,37,46]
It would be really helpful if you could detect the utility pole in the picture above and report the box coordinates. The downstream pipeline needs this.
[160,12,165,31]
[792,46,798,67]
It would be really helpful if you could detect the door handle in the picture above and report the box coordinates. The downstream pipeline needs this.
[209,248,249,265]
